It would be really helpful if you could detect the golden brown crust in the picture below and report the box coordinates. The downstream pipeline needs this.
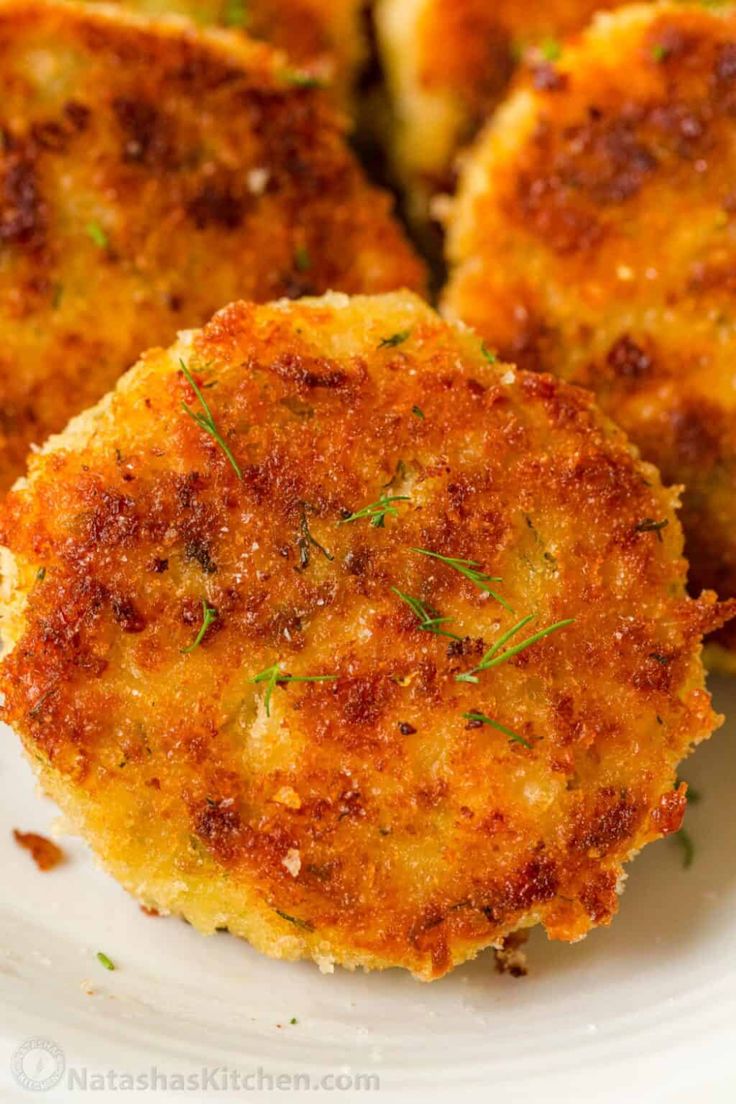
[0,0,423,491]
[445,2,736,655]
[375,0,636,218]
[85,0,365,105]
[0,291,726,978]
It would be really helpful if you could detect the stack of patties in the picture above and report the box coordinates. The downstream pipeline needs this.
[0,0,734,983]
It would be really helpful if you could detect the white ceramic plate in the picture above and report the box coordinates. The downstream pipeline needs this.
[1,675,735,1103]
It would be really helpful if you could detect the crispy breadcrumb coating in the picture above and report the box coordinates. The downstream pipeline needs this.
[444,2,736,662]
[0,0,423,491]
[84,0,365,106]
[0,291,728,979]
[375,0,636,219]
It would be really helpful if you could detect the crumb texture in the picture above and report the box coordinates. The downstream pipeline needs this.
[0,291,725,979]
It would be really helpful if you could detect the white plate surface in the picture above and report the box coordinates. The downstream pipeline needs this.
[1,676,735,1103]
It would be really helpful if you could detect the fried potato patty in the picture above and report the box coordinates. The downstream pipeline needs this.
[0,290,727,979]
[444,1,736,661]
[84,0,364,105]
[0,0,423,491]
[375,0,635,219]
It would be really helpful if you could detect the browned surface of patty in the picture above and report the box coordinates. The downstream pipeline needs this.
[86,0,365,104]
[0,0,424,491]
[0,291,728,978]
[375,0,640,218]
[444,2,736,656]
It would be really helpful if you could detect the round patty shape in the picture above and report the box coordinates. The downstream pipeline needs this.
[375,0,636,220]
[444,1,736,662]
[0,0,423,491]
[0,290,727,979]
[84,0,364,106]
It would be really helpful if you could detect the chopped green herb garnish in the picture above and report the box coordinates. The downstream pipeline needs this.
[223,0,249,27]
[282,69,325,89]
[673,828,695,869]
[86,222,109,249]
[651,42,668,62]
[96,951,116,971]
[392,587,461,641]
[179,359,243,480]
[294,245,311,272]
[181,598,217,654]
[274,909,314,931]
[456,614,574,683]
[411,548,513,612]
[634,517,669,540]
[378,330,411,350]
[339,493,410,529]
[480,342,497,363]
[36,566,46,582]
[540,37,561,61]
[252,663,337,718]
[463,712,532,749]
[289,1017,298,1025]
[297,504,333,568]
[411,405,425,420]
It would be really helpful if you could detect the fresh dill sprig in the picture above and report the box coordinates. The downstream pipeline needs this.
[378,330,411,350]
[297,505,333,568]
[252,663,337,717]
[274,908,314,931]
[634,517,669,541]
[96,951,116,971]
[339,493,410,529]
[480,342,497,363]
[456,614,574,683]
[463,712,532,749]
[392,587,461,641]
[181,599,217,654]
[673,828,695,869]
[86,222,109,249]
[411,405,425,420]
[179,359,243,480]
[411,548,513,612]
